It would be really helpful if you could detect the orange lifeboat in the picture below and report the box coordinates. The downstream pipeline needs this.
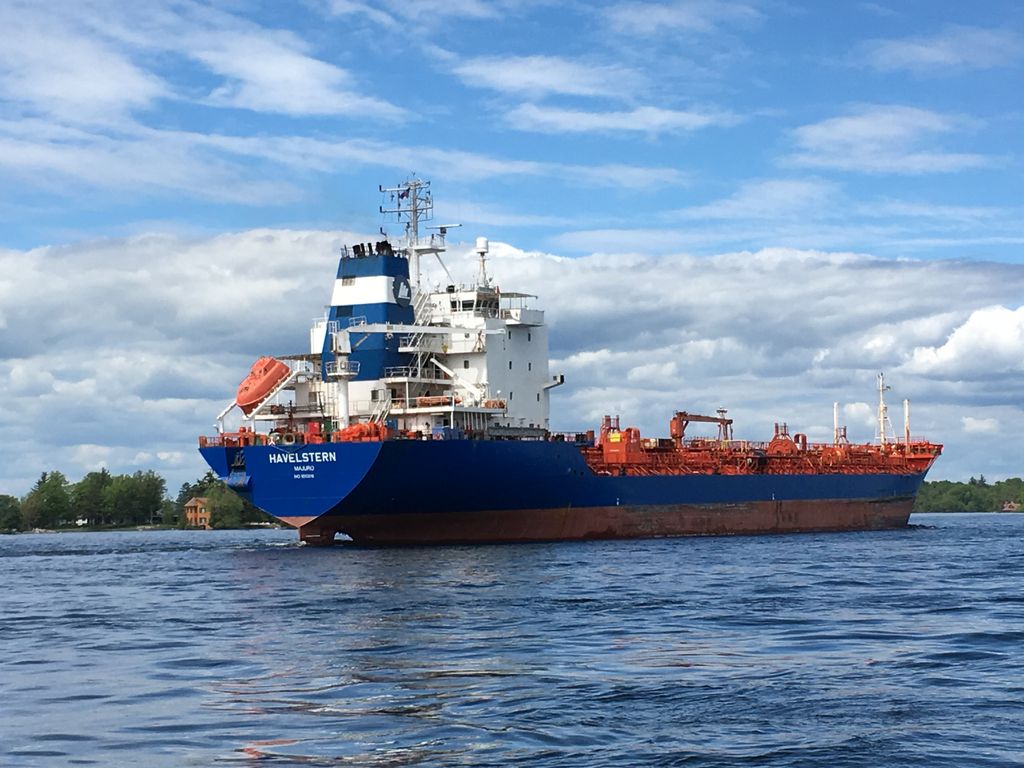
[236,357,290,415]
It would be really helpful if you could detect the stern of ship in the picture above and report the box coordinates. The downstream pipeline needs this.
[199,440,383,544]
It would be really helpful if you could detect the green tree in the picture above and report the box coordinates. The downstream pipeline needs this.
[177,471,271,527]
[72,469,113,526]
[206,484,244,529]
[914,477,1024,513]
[159,499,178,526]
[102,471,167,526]
[21,472,71,528]
[0,495,23,532]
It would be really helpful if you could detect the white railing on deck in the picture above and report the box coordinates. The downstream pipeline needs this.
[326,360,360,377]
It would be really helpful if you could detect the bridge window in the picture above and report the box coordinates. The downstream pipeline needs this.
[463,360,469,369]
[508,360,512,370]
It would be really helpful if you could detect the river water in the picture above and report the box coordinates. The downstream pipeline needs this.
[1,514,1022,767]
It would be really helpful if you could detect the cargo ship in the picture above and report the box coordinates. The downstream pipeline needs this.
[199,179,942,545]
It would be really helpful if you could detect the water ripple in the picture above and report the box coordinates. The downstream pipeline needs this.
[1,515,1022,766]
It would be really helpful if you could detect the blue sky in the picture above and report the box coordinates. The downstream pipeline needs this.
[1,0,1023,495]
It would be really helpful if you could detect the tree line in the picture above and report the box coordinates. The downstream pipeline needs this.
[913,476,1024,513]
[0,469,272,532]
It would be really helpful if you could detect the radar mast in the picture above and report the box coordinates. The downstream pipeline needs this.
[379,177,449,288]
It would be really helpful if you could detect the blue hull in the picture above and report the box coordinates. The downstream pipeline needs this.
[200,440,928,544]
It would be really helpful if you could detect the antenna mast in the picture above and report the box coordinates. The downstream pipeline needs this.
[380,177,444,289]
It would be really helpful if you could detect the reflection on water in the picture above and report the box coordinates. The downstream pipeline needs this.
[1,515,1023,766]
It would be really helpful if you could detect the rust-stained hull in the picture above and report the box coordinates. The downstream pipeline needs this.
[298,497,915,546]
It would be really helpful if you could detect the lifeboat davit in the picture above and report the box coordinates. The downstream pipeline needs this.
[236,357,290,415]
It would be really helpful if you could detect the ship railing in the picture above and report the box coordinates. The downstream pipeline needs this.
[399,335,443,352]
[549,431,595,446]
[280,358,316,375]
[312,318,342,333]
[348,315,368,327]
[398,333,440,347]
[325,359,361,377]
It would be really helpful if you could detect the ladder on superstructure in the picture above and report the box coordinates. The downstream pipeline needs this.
[409,289,445,395]
[407,289,436,379]
[369,392,392,424]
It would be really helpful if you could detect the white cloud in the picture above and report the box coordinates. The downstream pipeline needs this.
[902,305,1024,378]
[328,0,499,24]
[551,228,694,253]
[604,0,760,36]
[0,1,404,124]
[861,25,1024,73]
[71,444,112,472]
[453,55,642,98]
[0,3,167,124]
[0,121,299,204]
[787,105,990,174]
[506,103,739,135]
[844,402,876,429]
[679,179,836,219]
[0,120,682,205]
[8,362,56,395]
[325,1,400,27]
[962,416,999,434]
[858,200,1007,222]
[189,31,405,118]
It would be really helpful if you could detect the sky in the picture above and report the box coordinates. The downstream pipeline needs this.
[1,0,1022,496]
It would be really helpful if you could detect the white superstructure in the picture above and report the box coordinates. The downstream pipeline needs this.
[216,180,564,441]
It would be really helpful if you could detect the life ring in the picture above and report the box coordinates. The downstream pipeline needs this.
[281,433,296,446]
